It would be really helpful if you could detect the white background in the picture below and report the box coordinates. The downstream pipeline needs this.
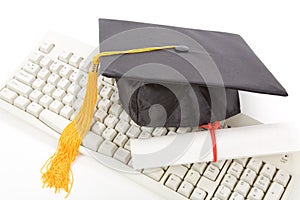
[0,0,299,199]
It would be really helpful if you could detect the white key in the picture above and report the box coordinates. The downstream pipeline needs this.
[178,181,194,197]
[212,160,226,169]
[141,126,154,133]
[113,133,128,147]
[264,182,284,200]
[49,62,63,73]
[260,163,276,180]
[176,127,192,133]
[47,73,60,85]
[100,85,113,98]
[73,98,83,110]
[103,77,115,85]
[104,114,118,128]
[42,83,55,96]
[26,102,43,117]
[215,185,231,200]
[138,130,151,139]
[228,162,244,178]
[143,168,164,182]
[39,109,70,133]
[57,78,70,90]
[184,169,200,185]
[126,126,140,138]
[254,175,270,192]
[79,75,88,87]
[91,122,106,135]
[97,140,118,157]
[29,90,43,102]
[95,109,107,123]
[109,103,123,117]
[82,132,103,151]
[113,147,131,164]
[62,93,75,106]
[77,87,86,99]
[7,79,33,97]
[102,128,117,140]
[273,169,290,187]
[69,55,83,68]
[240,168,256,185]
[39,95,53,108]
[58,51,73,63]
[152,127,168,136]
[39,42,54,53]
[59,65,73,78]
[190,188,207,200]
[234,180,250,197]
[39,57,53,68]
[69,70,83,82]
[52,88,66,100]
[29,52,44,64]
[98,99,112,112]
[60,105,74,119]
[192,163,207,175]
[123,140,131,151]
[221,174,237,190]
[110,91,119,102]
[119,110,131,122]
[247,187,264,200]
[37,68,51,80]
[14,95,30,110]
[165,174,181,191]
[229,192,244,200]
[32,79,46,90]
[0,88,18,104]
[115,120,130,134]
[15,70,35,85]
[67,83,81,96]
[49,100,64,113]
[166,165,188,179]
[23,62,40,75]
[247,158,263,173]
[203,164,220,181]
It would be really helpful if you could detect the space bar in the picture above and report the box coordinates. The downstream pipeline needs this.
[39,109,70,134]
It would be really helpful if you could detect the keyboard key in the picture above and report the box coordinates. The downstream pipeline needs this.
[40,57,53,68]
[166,165,188,179]
[273,169,290,187]
[95,109,107,123]
[102,128,117,140]
[124,140,131,151]
[115,120,130,134]
[104,114,118,128]
[229,192,244,200]
[221,174,237,190]
[176,127,192,133]
[58,51,73,63]
[29,52,44,64]
[60,105,74,119]
[62,93,75,106]
[113,147,131,164]
[15,70,35,86]
[138,130,151,139]
[59,65,73,78]
[67,83,81,96]
[110,91,119,102]
[141,126,154,133]
[113,133,128,147]
[203,164,220,181]
[178,181,194,198]
[254,175,270,192]
[23,62,40,75]
[152,127,168,136]
[98,99,112,112]
[143,168,164,182]
[32,79,46,90]
[39,95,53,108]
[0,88,18,104]
[14,95,30,110]
[42,83,56,96]
[234,180,250,197]
[192,163,207,174]
[57,78,71,90]
[29,89,43,102]
[26,102,43,117]
[247,158,263,173]
[97,140,118,157]
[49,100,64,114]
[39,109,70,133]
[212,160,226,169]
[49,62,63,73]
[91,122,106,135]
[82,132,103,151]
[228,162,243,178]
[247,187,264,200]
[103,77,115,85]
[264,182,284,200]
[69,55,83,68]
[190,187,207,200]
[79,75,88,87]
[119,110,131,122]
[109,103,123,117]
[184,169,200,185]
[165,174,181,191]
[47,73,60,85]
[69,70,83,82]
[37,68,51,80]
[39,42,54,53]
[240,168,256,185]
[126,125,140,138]
[215,185,231,200]
[52,88,66,100]
[260,163,276,180]
[7,79,33,98]
[100,85,113,99]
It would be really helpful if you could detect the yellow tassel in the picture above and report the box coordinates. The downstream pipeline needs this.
[41,45,176,197]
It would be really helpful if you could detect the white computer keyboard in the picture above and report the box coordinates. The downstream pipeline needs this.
[0,31,299,200]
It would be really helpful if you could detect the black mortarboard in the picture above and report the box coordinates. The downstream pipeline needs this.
[98,19,287,127]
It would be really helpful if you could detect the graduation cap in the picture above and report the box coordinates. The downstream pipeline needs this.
[41,19,288,196]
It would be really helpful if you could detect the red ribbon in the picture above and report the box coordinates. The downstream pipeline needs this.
[200,121,221,162]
